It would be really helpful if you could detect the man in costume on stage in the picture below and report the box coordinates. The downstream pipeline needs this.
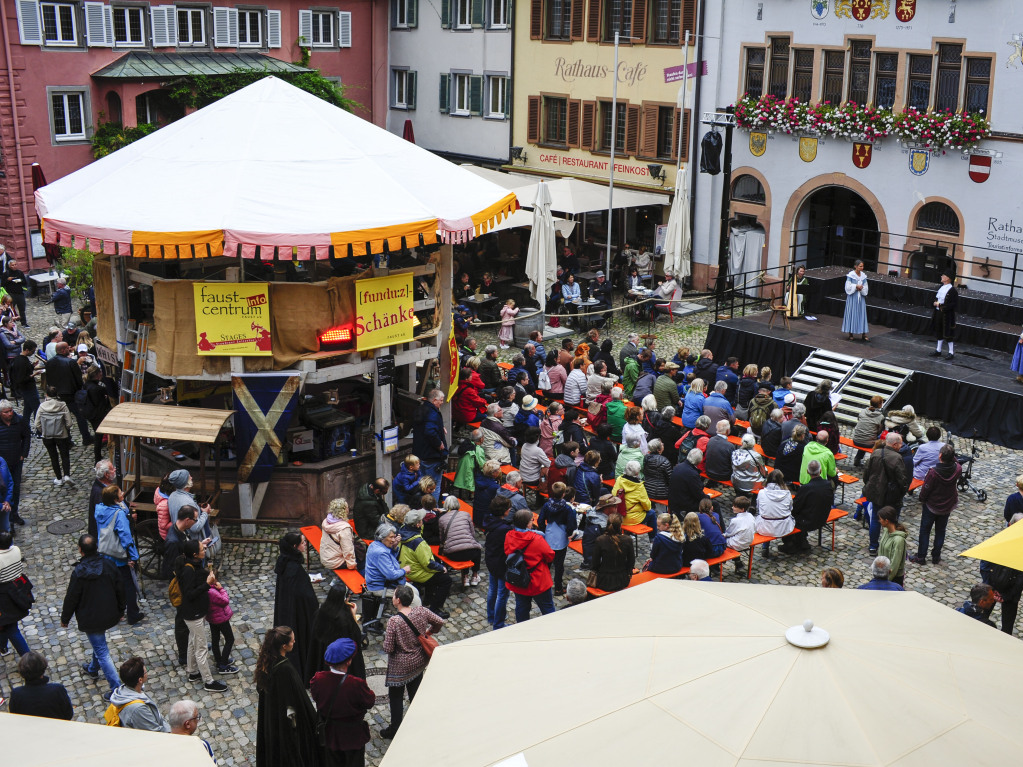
[931,272,958,360]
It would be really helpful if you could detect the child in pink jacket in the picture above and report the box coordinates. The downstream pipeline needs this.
[206,572,237,674]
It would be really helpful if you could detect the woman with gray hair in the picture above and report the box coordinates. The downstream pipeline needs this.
[643,438,672,501]
[731,432,766,494]
[364,523,410,595]
[615,434,646,478]
[612,459,654,534]
[438,495,482,587]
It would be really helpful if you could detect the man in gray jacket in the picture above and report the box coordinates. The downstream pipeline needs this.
[108,656,170,731]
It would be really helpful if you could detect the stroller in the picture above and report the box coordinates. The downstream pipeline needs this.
[948,429,988,502]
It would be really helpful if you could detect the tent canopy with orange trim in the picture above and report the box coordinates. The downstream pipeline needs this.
[34,76,516,260]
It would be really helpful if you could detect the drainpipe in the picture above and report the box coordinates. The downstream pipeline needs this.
[687,0,707,287]
[0,0,34,265]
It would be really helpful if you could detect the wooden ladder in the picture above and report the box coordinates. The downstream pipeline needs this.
[118,321,150,487]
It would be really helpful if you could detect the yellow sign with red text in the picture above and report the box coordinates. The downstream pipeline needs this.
[193,282,272,356]
[355,273,415,352]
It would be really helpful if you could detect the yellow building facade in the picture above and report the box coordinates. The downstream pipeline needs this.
[511,0,698,198]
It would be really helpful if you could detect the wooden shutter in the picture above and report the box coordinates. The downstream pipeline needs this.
[624,103,640,155]
[297,9,312,44]
[681,0,695,40]
[529,0,542,38]
[151,5,177,47]
[527,95,541,143]
[581,100,596,149]
[267,9,282,47]
[338,11,352,46]
[586,0,600,41]
[471,0,485,26]
[469,75,484,115]
[84,2,111,46]
[16,0,42,44]
[570,0,583,39]
[213,7,237,46]
[674,108,690,161]
[566,99,581,147]
[631,0,646,43]
[441,0,451,28]
[439,73,450,113]
[409,0,418,28]
[638,103,658,159]
[407,71,417,109]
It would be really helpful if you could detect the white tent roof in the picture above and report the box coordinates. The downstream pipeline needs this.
[382,580,1023,767]
[35,77,516,259]
[485,208,575,238]
[462,166,667,214]
[1,712,215,766]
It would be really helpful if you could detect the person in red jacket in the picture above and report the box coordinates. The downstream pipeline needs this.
[452,368,488,425]
[504,508,556,622]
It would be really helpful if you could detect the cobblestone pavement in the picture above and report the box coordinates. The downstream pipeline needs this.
[3,294,1020,766]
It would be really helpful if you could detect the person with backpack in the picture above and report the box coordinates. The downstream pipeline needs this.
[398,509,452,619]
[60,534,125,699]
[536,482,577,596]
[504,508,556,622]
[747,386,775,436]
[34,386,73,486]
[106,657,170,730]
[43,341,92,446]
[81,364,111,464]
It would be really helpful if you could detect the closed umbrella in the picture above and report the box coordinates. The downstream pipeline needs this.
[382,579,1023,767]
[960,519,1023,571]
[663,166,691,281]
[524,180,557,305]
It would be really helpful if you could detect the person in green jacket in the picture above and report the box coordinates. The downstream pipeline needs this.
[606,388,627,442]
[453,429,486,498]
[877,506,908,587]
[397,509,452,619]
[621,356,640,400]
[799,430,837,485]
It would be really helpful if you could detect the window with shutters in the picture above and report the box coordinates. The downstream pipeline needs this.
[177,7,206,46]
[599,101,627,152]
[48,87,89,143]
[907,54,931,110]
[393,0,414,27]
[847,40,871,105]
[731,175,765,204]
[310,9,333,45]
[543,96,567,145]
[744,48,764,99]
[452,73,471,115]
[655,106,674,159]
[546,0,570,39]
[603,0,631,42]
[238,8,261,46]
[822,50,845,104]
[41,2,78,45]
[489,0,508,27]
[112,5,145,45]
[392,68,410,109]
[767,37,789,98]
[456,0,471,27]
[650,0,679,44]
[873,52,897,109]
[486,75,508,119]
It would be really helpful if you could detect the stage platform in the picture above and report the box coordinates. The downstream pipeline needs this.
[706,312,1023,449]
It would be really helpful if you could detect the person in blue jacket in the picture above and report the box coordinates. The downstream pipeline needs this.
[411,390,448,498]
[392,456,422,507]
[363,524,410,593]
[537,482,578,596]
[48,280,73,324]
[646,513,684,574]
[697,498,727,558]
[573,451,604,506]
[0,452,14,533]
[681,378,707,429]
[93,484,143,624]
[715,358,740,405]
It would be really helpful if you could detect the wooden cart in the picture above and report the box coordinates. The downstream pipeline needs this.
[97,403,234,579]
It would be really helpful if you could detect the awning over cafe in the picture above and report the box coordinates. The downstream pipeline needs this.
[35,77,517,259]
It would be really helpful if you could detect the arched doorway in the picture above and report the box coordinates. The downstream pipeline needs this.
[793,186,880,271]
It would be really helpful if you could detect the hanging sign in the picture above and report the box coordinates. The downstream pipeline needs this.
[355,273,414,352]
[194,282,272,356]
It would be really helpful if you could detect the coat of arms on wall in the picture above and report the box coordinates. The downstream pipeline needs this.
[894,0,915,22]
[750,132,767,156]
[909,149,929,176]
[836,0,889,20]
[811,0,829,20]
[798,137,818,163]
[1008,35,1023,69]
[852,142,872,169]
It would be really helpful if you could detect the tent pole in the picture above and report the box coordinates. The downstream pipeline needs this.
[604,31,620,282]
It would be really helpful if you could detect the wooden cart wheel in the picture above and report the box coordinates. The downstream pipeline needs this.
[135,518,166,580]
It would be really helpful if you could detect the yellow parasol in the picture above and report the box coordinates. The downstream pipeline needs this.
[959,520,1023,571]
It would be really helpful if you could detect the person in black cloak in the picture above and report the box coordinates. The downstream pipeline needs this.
[273,532,319,685]
[255,626,321,767]
[306,583,366,679]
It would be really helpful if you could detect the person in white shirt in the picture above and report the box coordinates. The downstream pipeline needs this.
[724,495,756,574]
[653,271,678,301]
[564,357,588,406]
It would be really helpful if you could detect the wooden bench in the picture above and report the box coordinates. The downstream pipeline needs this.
[300,525,366,595]
[839,436,873,455]
[744,508,850,578]
[429,545,474,572]
[497,361,513,370]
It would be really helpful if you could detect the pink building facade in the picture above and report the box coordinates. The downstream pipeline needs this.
[0,0,386,268]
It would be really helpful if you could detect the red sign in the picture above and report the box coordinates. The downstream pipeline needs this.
[852,142,873,169]
[969,154,992,183]
[851,0,872,21]
[895,0,916,21]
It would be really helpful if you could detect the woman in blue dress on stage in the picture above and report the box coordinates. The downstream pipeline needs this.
[1012,328,1023,384]
[842,260,869,342]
